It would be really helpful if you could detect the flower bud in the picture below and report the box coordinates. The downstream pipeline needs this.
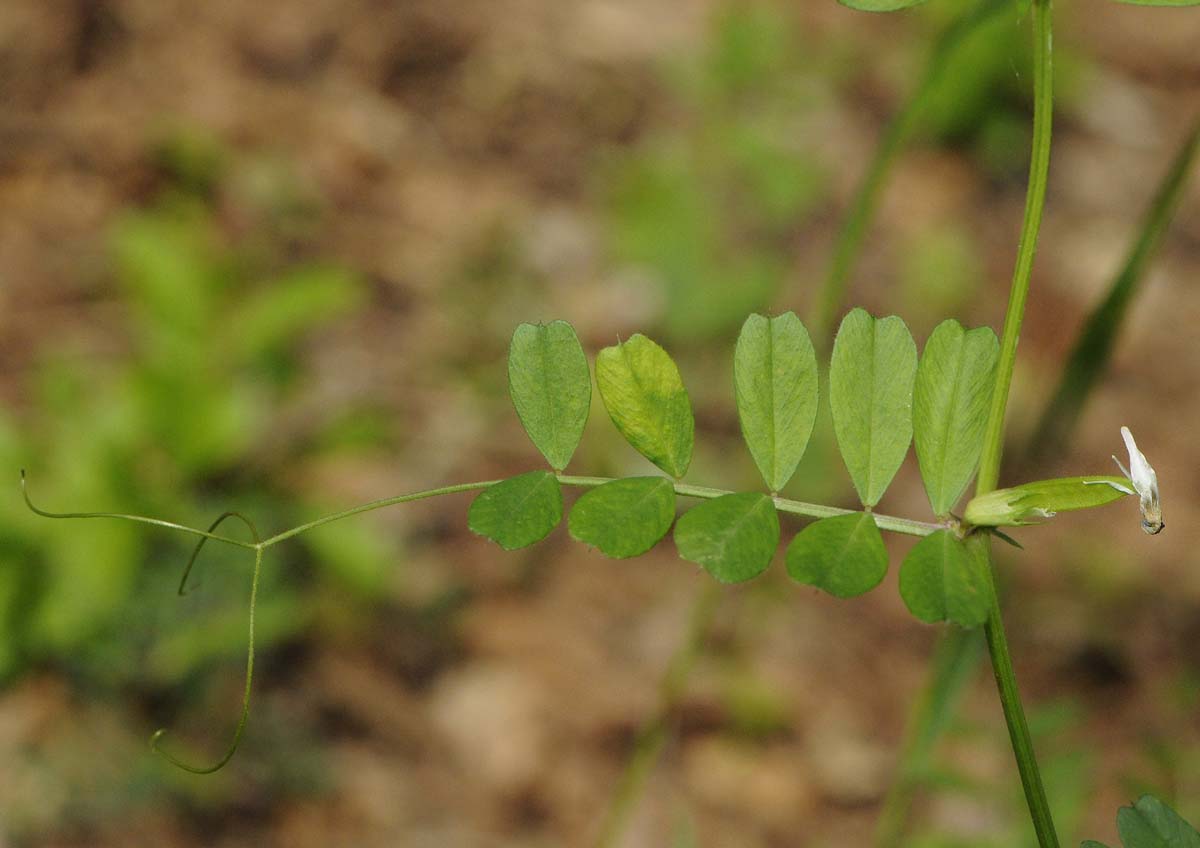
[964,476,1130,528]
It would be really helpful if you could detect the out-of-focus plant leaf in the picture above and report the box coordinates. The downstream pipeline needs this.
[829,308,917,507]
[813,0,1007,340]
[918,8,1026,147]
[507,321,592,471]
[964,476,1131,527]
[226,266,362,362]
[111,207,223,338]
[1030,119,1200,461]
[913,319,999,516]
[674,492,779,584]
[468,471,562,550]
[596,334,694,478]
[706,3,789,94]
[1082,793,1200,848]
[785,512,888,598]
[899,530,991,627]
[302,516,394,597]
[734,312,819,493]
[569,477,676,558]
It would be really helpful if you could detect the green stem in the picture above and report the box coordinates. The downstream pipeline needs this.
[23,471,946,553]
[974,537,1063,847]
[259,480,501,547]
[812,0,1007,341]
[261,476,945,549]
[558,476,943,537]
[972,1,1060,846]
[976,0,1054,497]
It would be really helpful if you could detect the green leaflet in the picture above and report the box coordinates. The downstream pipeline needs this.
[674,492,779,584]
[785,512,888,598]
[467,471,563,550]
[1118,796,1200,848]
[964,476,1131,527]
[913,319,999,516]
[734,312,819,493]
[568,476,676,558]
[508,321,591,471]
[829,308,918,508]
[1083,794,1200,848]
[596,334,695,478]
[898,530,991,628]
[837,0,929,10]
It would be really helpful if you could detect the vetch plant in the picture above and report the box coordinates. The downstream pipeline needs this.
[18,311,1159,782]
[20,0,1200,844]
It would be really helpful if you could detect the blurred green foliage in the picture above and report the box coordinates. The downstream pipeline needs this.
[0,129,391,696]
[902,699,1094,847]
[602,3,828,342]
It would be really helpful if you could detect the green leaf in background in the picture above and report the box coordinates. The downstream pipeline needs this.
[596,334,694,478]
[227,265,363,362]
[568,477,676,558]
[1082,794,1200,848]
[829,308,918,507]
[734,312,819,493]
[785,512,888,598]
[913,319,999,516]
[467,471,563,550]
[964,476,1132,527]
[507,321,592,471]
[674,492,779,583]
[837,0,930,10]
[899,530,991,627]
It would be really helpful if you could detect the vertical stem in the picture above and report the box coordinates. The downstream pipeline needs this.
[973,1,1060,846]
[974,537,1062,848]
[975,0,1055,496]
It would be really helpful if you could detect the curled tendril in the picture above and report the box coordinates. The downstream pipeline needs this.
[176,511,258,597]
[151,511,262,774]
[21,470,264,774]
[20,470,258,550]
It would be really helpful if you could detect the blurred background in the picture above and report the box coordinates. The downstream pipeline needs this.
[1,0,1199,845]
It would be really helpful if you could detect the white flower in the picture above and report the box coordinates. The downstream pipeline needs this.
[1113,426,1163,535]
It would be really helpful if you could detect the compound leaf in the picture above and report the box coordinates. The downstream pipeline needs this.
[468,471,562,550]
[569,476,676,558]
[785,512,888,598]
[596,334,694,478]
[674,492,779,584]
[899,530,991,628]
[829,308,918,507]
[508,321,591,471]
[734,312,819,493]
[913,319,999,516]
